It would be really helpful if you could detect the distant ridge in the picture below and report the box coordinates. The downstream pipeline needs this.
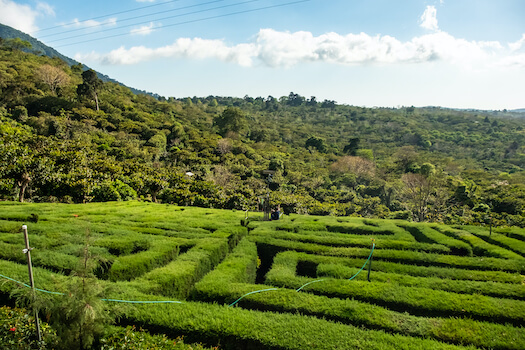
[0,23,159,98]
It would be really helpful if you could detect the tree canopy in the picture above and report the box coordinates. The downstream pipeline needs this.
[1,45,525,226]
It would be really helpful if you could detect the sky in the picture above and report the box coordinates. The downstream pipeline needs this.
[1,0,524,110]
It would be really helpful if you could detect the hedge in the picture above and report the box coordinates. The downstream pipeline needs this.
[249,227,451,254]
[280,251,523,284]
[434,226,523,259]
[459,225,525,257]
[108,239,183,281]
[265,254,525,326]
[398,223,473,256]
[191,255,523,350]
[251,237,525,272]
[133,238,230,298]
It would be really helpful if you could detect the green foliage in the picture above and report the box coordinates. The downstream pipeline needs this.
[213,107,248,136]
[108,239,180,281]
[1,202,524,349]
[1,46,525,227]
[0,306,58,349]
[36,244,115,349]
[100,325,215,350]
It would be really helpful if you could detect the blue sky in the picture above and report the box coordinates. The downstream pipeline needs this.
[1,0,524,109]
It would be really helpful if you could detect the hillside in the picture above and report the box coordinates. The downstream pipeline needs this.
[0,201,524,349]
[0,37,524,226]
[0,23,157,97]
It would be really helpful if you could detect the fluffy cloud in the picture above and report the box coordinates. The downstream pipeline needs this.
[420,6,439,31]
[76,7,521,71]
[68,17,117,29]
[78,38,256,67]
[130,22,158,36]
[78,28,517,70]
[37,2,55,16]
[509,34,525,51]
[0,0,53,33]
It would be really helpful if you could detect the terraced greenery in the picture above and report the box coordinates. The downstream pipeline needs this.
[0,201,524,349]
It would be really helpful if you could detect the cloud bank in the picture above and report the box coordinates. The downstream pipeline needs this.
[77,28,525,70]
[76,6,525,70]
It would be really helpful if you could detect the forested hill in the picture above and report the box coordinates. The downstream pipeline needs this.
[0,23,156,97]
[1,40,525,227]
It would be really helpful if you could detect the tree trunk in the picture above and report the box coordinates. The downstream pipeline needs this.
[94,92,99,111]
[17,173,31,202]
[151,190,158,203]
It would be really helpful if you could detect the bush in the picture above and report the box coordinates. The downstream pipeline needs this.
[0,306,58,349]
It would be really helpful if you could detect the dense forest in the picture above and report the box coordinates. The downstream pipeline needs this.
[1,38,525,226]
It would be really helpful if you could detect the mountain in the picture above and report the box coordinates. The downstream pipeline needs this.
[0,23,158,97]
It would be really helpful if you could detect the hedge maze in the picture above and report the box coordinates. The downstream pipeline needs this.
[0,201,524,349]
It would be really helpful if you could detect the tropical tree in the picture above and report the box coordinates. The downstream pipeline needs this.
[213,107,248,136]
[77,69,103,111]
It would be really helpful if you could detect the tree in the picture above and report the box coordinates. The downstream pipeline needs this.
[77,69,102,111]
[400,171,447,222]
[343,138,360,156]
[287,92,305,106]
[2,38,32,51]
[401,173,433,222]
[214,107,248,136]
[330,156,375,180]
[37,64,71,96]
[36,237,114,350]
[305,136,326,152]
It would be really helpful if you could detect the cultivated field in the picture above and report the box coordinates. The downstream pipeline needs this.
[0,201,524,349]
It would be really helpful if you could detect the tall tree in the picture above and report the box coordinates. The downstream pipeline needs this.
[77,69,102,111]
[214,107,248,137]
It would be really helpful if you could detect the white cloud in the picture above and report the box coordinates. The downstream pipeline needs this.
[497,54,525,69]
[509,34,525,51]
[420,5,439,31]
[130,22,158,36]
[0,0,40,33]
[77,38,256,67]
[78,28,518,71]
[37,2,55,16]
[67,17,117,29]
[75,6,522,72]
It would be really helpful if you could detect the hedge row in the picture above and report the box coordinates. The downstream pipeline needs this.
[94,235,151,256]
[498,227,525,242]
[192,238,257,289]
[284,251,523,284]
[434,226,524,259]
[0,253,516,350]
[279,252,525,300]
[249,227,451,254]
[133,238,230,299]
[190,252,523,350]
[398,224,473,256]
[459,226,525,257]
[126,301,480,350]
[254,217,416,240]
[0,241,82,274]
[251,237,525,272]
[264,253,525,326]
[108,238,184,281]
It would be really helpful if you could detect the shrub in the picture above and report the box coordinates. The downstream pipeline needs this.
[0,306,58,349]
